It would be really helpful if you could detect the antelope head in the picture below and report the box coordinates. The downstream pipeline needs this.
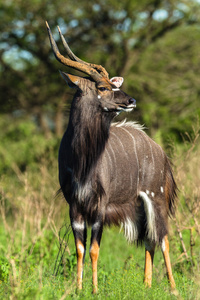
[46,22,136,116]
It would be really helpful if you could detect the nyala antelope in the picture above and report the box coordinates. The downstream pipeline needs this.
[46,22,177,293]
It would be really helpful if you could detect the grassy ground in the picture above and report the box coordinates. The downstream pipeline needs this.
[0,222,199,299]
[0,119,199,299]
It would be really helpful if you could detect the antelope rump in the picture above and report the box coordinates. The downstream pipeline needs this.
[46,22,177,294]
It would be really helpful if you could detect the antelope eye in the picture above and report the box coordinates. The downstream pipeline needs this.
[99,87,108,92]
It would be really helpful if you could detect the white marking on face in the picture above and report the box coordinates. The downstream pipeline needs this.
[160,186,164,193]
[151,192,155,197]
[112,88,120,91]
[116,107,134,112]
[161,238,166,252]
[98,95,101,99]
[72,221,85,231]
[139,191,157,241]
[146,190,149,195]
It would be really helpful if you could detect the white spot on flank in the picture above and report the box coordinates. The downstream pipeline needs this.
[98,95,101,99]
[161,238,166,252]
[151,192,155,197]
[146,190,149,195]
[160,186,164,193]
[139,191,157,241]
[104,107,108,111]
[72,221,85,231]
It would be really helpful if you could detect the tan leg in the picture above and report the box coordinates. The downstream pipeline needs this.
[161,235,176,291]
[76,240,85,290]
[90,240,100,294]
[144,241,155,287]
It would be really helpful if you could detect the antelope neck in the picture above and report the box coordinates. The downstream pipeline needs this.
[69,95,112,185]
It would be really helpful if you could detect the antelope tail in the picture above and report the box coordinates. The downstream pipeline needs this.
[139,191,157,242]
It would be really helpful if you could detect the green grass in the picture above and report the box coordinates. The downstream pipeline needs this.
[0,223,199,300]
[0,118,199,299]
[0,168,199,299]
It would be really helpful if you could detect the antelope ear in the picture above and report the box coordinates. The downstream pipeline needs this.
[110,77,124,88]
[59,71,81,89]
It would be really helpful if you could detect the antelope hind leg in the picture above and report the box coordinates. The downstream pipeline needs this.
[161,235,178,294]
[144,239,155,287]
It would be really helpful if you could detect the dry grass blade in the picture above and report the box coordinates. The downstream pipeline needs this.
[53,224,72,276]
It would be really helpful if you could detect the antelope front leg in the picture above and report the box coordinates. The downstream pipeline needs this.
[90,219,103,294]
[71,216,87,290]
[144,239,155,288]
[161,235,176,292]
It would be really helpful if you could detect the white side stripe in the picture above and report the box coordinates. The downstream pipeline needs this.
[120,127,140,193]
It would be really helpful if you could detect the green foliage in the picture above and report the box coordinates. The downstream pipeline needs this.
[0,257,10,282]
[0,115,59,175]
[0,104,199,300]
[0,0,200,142]
[0,1,200,298]
[129,25,200,143]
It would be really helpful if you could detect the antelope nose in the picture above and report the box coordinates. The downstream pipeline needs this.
[128,98,136,106]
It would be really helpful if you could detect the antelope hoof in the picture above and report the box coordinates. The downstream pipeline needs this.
[171,288,179,297]
[92,286,98,294]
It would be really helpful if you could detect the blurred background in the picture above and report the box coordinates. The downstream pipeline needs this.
[1,0,200,141]
[0,0,200,298]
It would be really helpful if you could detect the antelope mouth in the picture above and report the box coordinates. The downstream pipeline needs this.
[117,104,136,112]
[103,103,136,113]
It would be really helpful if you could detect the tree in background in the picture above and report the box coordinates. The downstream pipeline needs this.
[0,0,200,141]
